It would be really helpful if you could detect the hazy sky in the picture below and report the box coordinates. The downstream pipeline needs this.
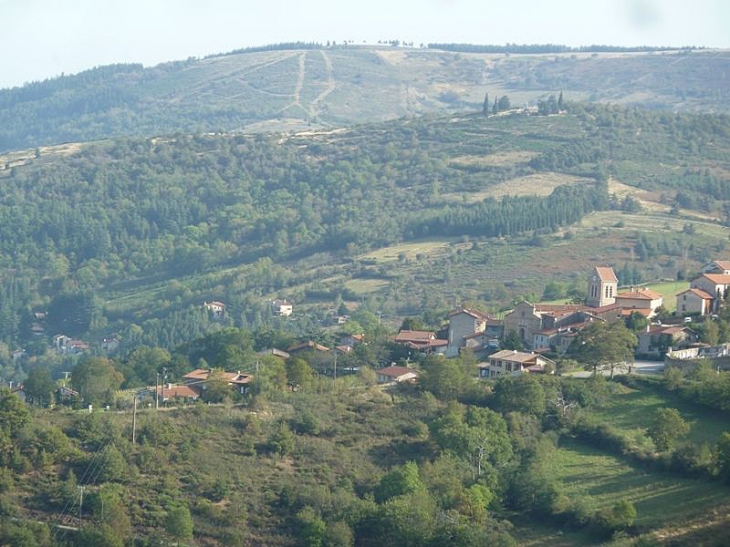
[1,0,728,89]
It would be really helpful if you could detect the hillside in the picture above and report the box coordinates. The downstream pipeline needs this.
[1,45,729,152]
[0,103,729,358]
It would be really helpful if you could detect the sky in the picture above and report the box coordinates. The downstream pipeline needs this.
[0,0,728,89]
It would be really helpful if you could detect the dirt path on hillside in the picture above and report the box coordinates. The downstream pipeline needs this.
[309,50,336,119]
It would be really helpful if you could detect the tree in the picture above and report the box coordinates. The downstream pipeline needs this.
[375,461,423,503]
[202,369,232,403]
[567,321,637,377]
[716,432,730,481]
[287,358,314,389]
[22,367,56,406]
[497,95,511,111]
[419,354,469,400]
[493,375,546,416]
[482,92,490,116]
[165,504,194,546]
[648,408,690,452]
[502,329,523,350]
[70,357,123,405]
[557,90,564,111]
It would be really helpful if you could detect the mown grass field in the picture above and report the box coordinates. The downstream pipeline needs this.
[592,382,730,447]
[547,438,730,530]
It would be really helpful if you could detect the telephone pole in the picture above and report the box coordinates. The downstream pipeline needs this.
[78,486,85,519]
[132,391,139,445]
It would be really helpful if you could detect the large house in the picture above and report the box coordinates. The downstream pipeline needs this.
[676,288,714,316]
[446,308,502,357]
[690,273,730,313]
[503,302,618,351]
[700,260,730,275]
[183,368,253,395]
[479,350,555,378]
[615,288,664,318]
[636,325,697,358]
[393,330,448,354]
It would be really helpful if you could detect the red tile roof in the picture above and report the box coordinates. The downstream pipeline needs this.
[489,350,539,364]
[158,384,200,399]
[183,369,252,386]
[377,366,418,378]
[394,330,436,343]
[700,273,730,285]
[448,308,492,321]
[595,266,618,283]
[678,288,714,300]
[616,288,663,300]
[288,341,330,353]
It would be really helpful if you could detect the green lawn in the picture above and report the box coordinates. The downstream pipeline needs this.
[548,438,730,530]
[593,383,730,447]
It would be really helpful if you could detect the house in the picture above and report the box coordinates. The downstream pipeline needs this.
[183,368,253,395]
[376,365,419,384]
[503,302,544,348]
[287,340,330,356]
[479,349,555,379]
[394,330,448,354]
[11,349,26,362]
[676,288,714,316]
[101,338,120,353]
[156,383,201,404]
[615,288,664,318]
[700,260,730,275]
[340,333,365,348]
[272,299,293,317]
[446,308,502,357]
[53,334,89,356]
[503,302,595,350]
[690,274,730,312]
[586,266,618,308]
[637,325,697,358]
[204,301,226,320]
[30,322,45,337]
[257,348,291,360]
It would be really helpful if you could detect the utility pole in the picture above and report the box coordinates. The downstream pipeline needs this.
[132,391,139,445]
[155,372,159,410]
[333,350,337,391]
[78,485,85,519]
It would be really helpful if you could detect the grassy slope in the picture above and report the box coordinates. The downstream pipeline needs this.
[547,438,730,531]
[592,383,729,447]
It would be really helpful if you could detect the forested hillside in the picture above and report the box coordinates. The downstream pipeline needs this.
[0,102,729,373]
[1,44,729,152]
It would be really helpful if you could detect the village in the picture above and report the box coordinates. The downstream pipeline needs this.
[13,260,730,409]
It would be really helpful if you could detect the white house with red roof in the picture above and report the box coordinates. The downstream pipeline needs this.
[479,350,555,379]
[676,288,714,316]
[615,287,664,318]
[690,273,730,312]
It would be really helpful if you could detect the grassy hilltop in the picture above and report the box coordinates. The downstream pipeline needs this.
[1,45,729,152]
